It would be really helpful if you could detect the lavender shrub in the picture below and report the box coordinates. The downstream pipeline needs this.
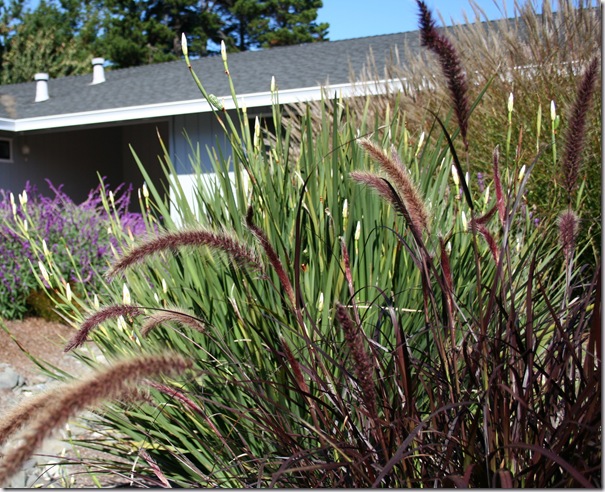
[0,180,146,320]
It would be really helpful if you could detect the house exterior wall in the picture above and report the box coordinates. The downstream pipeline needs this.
[0,122,168,206]
[121,121,169,210]
[171,112,230,174]
[0,127,122,202]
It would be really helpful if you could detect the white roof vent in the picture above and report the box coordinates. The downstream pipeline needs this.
[34,73,49,102]
[91,58,106,85]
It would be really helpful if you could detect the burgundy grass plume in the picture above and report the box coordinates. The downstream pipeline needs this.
[335,303,378,421]
[492,146,506,226]
[107,229,262,279]
[561,56,599,202]
[350,171,406,215]
[417,0,470,148]
[64,304,143,352]
[141,308,206,337]
[245,207,297,309]
[558,209,580,265]
[357,138,430,233]
[0,353,192,486]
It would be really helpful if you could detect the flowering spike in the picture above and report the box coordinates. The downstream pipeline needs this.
[181,33,188,57]
[220,40,227,62]
[38,261,50,285]
[550,100,556,122]
[417,0,470,147]
[561,57,599,201]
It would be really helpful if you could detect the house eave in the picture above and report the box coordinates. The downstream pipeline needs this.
[0,79,405,133]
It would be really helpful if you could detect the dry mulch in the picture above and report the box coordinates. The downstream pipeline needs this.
[0,316,81,379]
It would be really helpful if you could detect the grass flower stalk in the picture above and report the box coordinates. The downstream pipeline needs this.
[64,304,143,352]
[417,0,470,148]
[0,353,192,486]
[107,229,262,279]
[560,57,599,203]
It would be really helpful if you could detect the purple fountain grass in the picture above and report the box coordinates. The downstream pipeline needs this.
[357,138,429,233]
[279,335,311,396]
[0,353,192,486]
[558,209,580,266]
[245,207,297,309]
[470,205,500,262]
[147,380,204,414]
[350,171,406,215]
[492,146,506,226]
[64,304,143,352]
[561,57,599,202]
[107,228,262,279]
[141,308,206,337]
[334,303,378,422]
[417,0,470,148]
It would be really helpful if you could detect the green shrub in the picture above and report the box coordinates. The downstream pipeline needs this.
[0,1,599,488]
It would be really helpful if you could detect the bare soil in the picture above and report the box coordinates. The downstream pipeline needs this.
[0,317,124,488]
[0,316,81,379]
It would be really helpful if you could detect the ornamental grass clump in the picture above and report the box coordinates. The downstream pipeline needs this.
[1,0,599,487]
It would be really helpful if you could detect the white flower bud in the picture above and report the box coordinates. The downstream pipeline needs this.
[451,164,460,186]
[254,116,261,151]
[9,192,16,216]
[142,183,149,198]
[550,100,556,121]
[461,211,468,231]
[518,164,526,182]
[65,282,72,302]
[507,92,514,113]
[38,261,50,284]
[94,294,100,309]
[162,278,168,294]
[316,292,324,312]
[19,190,27,206]
[416,131,425,156]
[42,239,50,257]
[122,283,131,304]
[354,221,361,241]
[181,33,188,57]
[342,199,348,220]
[220,40,227,62]
[271,76,276,92]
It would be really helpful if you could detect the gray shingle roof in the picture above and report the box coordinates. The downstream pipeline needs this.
[0,31,420,120]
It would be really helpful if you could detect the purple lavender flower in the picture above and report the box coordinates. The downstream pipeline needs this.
[477,172,485,193]
[0,179,148,319]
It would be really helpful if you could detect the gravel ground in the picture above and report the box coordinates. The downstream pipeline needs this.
[0,317,127,488]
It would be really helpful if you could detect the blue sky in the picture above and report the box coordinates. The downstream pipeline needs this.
[317,0,526,40]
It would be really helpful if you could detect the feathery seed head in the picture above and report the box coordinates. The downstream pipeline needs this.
[107,229,262,279]
[357,139,430,233]
[64,304,143,352]
[561,57,599,200]
[417,0,470,147]
[141,308,206,337]
[558,209,580,264]
[0,353,191,486]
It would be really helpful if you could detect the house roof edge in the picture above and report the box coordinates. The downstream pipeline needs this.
[2,79,405,132]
